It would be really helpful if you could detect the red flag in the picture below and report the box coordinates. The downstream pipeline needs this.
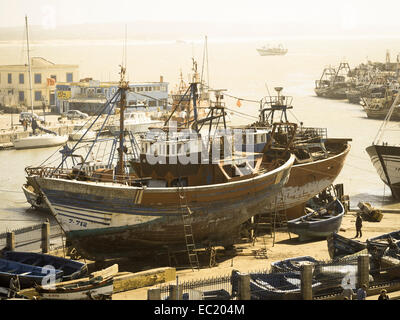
[236,99,242,107]
[47,78,56,86]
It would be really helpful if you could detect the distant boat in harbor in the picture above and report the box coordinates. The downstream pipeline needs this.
[256,44,288,56]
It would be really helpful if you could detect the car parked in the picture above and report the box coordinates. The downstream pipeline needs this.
[19,112,45,124]
[62,110,89,120]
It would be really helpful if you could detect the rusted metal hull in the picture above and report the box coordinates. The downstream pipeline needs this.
[264,142,350,219]
[30,155,294,260]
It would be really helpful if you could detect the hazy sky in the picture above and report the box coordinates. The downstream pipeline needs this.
[1,0,400,31]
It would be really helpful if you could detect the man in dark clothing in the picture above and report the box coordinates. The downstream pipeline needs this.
[31,118,38,135]
[9,275,20,298]
[355,213,362,238]
[378,289,389,300]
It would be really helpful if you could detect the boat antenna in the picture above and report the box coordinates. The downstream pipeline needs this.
[25,15,33,115]
[200,35,210,91]
[122,24,128,73]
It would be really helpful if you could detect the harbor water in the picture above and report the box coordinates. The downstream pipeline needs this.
[1,36,399,233]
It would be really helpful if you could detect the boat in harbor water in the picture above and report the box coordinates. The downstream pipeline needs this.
[315,63,352,99]
[256,44,288,56]
[12,16,68,150]
[25,67,295,261]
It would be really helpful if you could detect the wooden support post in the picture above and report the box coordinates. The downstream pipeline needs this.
[238,273,251,300]
[6,232,15,251]
[301,264,313,300]
[169,284,182,300]
[41,222,50,253]
[147,288,161,300]
[358,254,370,289]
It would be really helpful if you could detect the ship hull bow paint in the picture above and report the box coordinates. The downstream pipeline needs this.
[366,144,400,199]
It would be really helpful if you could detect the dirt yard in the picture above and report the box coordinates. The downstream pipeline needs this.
[112,202,400,300]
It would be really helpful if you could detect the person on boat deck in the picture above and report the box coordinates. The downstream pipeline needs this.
[9,275,20,298]
[355,213,363,238]
[31,118,38,135]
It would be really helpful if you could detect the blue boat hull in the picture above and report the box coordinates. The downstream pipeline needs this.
[0,258,63,289]
[2,251,87,281]
[287,200,344,241]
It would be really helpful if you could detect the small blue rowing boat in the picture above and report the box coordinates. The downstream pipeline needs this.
[1,251,87,281]
[287,199,345,241]
[270,256,318,273]
[0,258,64,289]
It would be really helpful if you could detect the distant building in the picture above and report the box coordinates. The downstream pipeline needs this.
[55,77,169,115]
[0,57,79,109]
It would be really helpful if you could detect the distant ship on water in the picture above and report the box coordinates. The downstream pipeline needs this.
[257,44,288,56]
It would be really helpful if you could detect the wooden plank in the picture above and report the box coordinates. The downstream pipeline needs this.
[90,264,119,280]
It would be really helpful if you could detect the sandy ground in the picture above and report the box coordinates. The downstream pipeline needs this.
[112,202,400,300]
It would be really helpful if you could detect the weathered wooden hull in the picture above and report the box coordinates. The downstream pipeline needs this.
[265,141,350,219]
[287,200,345,241]
[366,145,400,199]
[315,88,347,99]
[22,184,48,211]
[30,155,294,260]
[38,278,113,300]
[327,232,367,259]
[363,107,400,120]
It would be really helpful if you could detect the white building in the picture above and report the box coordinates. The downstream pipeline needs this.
[0,57,79,110]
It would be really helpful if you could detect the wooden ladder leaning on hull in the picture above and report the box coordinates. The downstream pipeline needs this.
[271,190,291,246]
[177,184,200,271]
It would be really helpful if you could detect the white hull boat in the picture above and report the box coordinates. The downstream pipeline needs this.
[107,112,163,135]
[69,129,96,141]
[13,134,68,150]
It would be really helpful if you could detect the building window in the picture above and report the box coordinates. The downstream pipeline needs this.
[34,73,41,84]
[19,73,24,84]
[19,91,24,102]
[8,73,12,84]
[66,73,73,82]
[34,90,42,101]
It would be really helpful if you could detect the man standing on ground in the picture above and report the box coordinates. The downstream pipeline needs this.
[355,213,363,238]
[378,289,389,300]
[356,284,367,300]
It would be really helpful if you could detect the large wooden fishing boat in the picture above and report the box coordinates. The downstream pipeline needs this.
[26,68,295,261]
[236,88,351,219]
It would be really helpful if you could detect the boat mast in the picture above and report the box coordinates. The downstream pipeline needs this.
[25,15,34,114]
[117,66,128,179]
